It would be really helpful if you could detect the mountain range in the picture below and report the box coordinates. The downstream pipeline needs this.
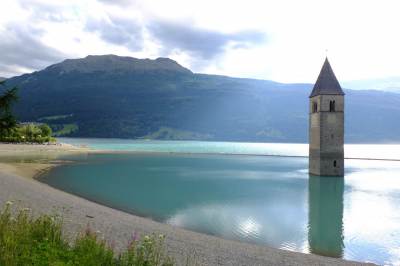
[343,77,400,93]
[4,54,400,143]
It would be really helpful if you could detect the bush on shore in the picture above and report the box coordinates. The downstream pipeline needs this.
[0,203,174,266]
[0,123,56,144]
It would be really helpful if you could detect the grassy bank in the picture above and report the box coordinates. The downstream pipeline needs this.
[0,203,174,266]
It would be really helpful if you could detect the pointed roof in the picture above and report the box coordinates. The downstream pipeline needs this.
[309,58,345,98]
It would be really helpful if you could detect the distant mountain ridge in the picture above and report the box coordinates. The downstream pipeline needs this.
[5,55,400,143]
[343,77,400,93]
[44,55,192,75]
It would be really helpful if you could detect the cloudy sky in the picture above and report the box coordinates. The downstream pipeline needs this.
[1,0,399,83]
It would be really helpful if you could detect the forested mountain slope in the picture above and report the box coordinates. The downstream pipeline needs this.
[5,55,400,143]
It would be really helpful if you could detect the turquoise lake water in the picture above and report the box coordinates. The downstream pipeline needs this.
[38,138,400,265]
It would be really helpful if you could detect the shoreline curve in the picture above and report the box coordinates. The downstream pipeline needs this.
[0,143,373,265]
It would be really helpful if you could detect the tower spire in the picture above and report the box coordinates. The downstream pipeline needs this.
[309,58,344,98]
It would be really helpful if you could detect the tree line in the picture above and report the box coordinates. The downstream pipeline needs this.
[0,81,55,143]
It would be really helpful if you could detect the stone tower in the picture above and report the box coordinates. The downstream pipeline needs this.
[309,58,345,176]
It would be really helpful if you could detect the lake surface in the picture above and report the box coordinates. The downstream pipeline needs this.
[39,138,400,265]
[59,137,400,160]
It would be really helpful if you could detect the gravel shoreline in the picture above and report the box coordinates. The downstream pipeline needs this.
[0,144,373,265]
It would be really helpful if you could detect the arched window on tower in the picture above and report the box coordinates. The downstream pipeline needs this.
[313,102,318,113]
[329,100,336,112]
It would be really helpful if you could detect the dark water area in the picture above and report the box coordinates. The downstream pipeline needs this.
[38,150,400,265]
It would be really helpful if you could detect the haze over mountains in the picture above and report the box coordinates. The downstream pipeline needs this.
[4,55,400,143]
[343,77,400,93]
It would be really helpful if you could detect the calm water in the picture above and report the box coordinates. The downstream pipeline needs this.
[59,137,400,160]
[38,138,400,265]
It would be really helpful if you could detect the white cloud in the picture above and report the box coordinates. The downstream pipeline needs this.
[0,0,399,83]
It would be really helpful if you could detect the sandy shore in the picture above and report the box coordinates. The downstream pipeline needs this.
[0,143,372,265]
[0,143,89,178]
[0,143,89,156]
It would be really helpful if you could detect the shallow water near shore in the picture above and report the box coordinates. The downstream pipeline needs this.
[38,139,400,265]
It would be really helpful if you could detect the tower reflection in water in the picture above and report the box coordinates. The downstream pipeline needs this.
[308,175,344,257]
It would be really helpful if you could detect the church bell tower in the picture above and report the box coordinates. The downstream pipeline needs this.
[309,58,345,176]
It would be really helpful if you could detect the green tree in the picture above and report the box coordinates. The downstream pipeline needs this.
[25,123,39,139]
[39,124,52,137]
[0,81,18,138]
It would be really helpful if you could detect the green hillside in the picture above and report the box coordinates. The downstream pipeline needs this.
[5,55,400,143]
